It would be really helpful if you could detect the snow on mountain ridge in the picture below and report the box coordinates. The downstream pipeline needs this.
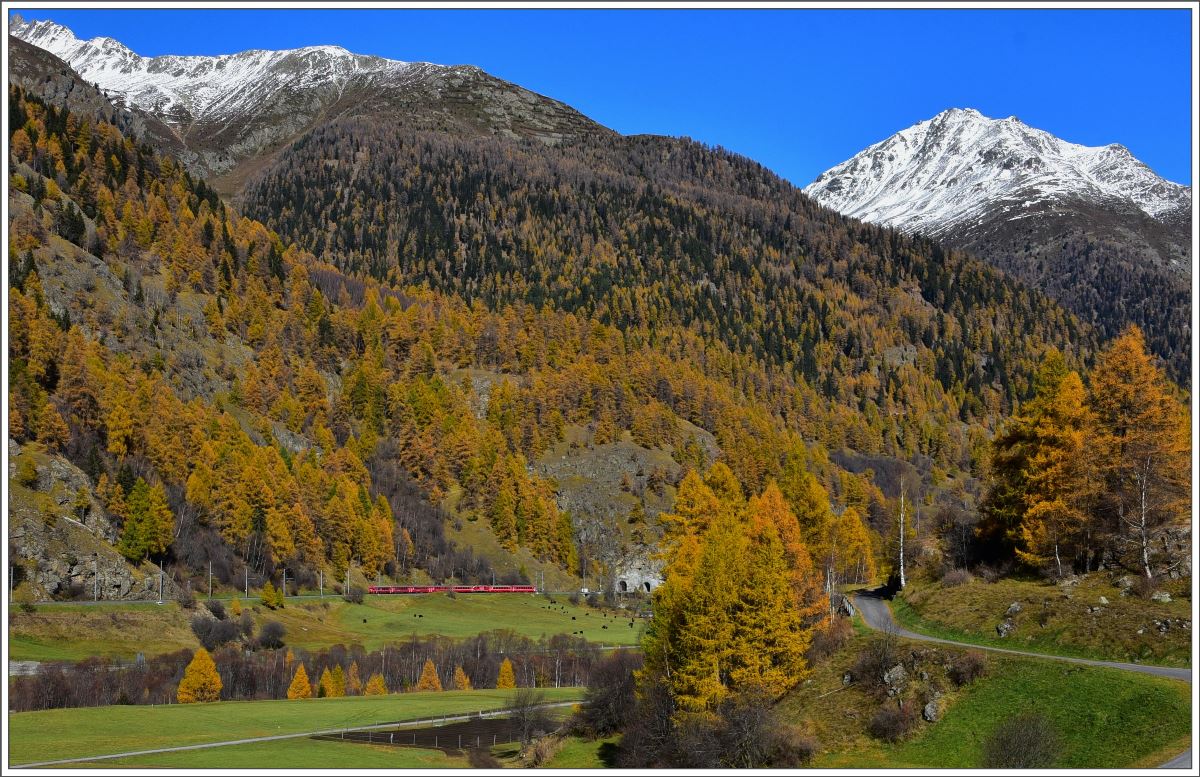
[9,16,453,125]
[803,107,1189,236]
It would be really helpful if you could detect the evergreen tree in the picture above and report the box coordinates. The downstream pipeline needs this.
[117,478,174,565]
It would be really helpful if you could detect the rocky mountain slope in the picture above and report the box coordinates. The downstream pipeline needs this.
[10,15,611,193]
[805,108,1192,381]
[805,108,1190,242]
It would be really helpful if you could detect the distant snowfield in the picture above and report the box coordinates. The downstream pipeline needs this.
[803,108,1190,237]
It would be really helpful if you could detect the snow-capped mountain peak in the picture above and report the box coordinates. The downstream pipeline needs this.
[9,15,437,125]
[803,108,1190,239]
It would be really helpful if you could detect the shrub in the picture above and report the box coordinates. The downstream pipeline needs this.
[976,561,1012,583]
[206,599,226,620]
[867,701,919,743]
[769,725,819,767]
[14,583,37,613]
[981,712,1062,768]
[528,734,564,767]
[178,588,197,609]
[17,458,39,488]
[851,632,898,693]
[941,568,972,587]
[806,616,852,664]
[948,651,988,687]
[1131,574,1160,600]
[343,585,365,604]
[190,615,240,651]
[258,620,286,650]
[579,650,643,735]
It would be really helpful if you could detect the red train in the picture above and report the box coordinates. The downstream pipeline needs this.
[367,584,538,595]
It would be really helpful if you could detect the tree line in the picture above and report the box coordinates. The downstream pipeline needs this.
[8,627,611,712]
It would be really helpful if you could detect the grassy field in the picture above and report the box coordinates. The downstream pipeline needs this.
[541,735,620,768]
[38,738,467,769]
[782,631,1191,769]
[9,593,642,662]
[891,573,1192,666]
[7,688,583,765]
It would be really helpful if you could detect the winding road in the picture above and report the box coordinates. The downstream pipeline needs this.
[853,591,1193,769]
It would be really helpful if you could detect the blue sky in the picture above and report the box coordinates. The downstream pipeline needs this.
[9,7,1194,186]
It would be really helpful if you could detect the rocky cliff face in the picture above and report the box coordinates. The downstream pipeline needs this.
[8,439,178,601]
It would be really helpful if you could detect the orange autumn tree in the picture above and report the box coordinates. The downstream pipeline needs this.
[495,658,516,689]
[177,647,222,704]
[365,672,388,695]
[453,665,472,691]
[415,659,442,691]
[641,465,818,716]
[287,664,312,700]
[1088,326,1190,578]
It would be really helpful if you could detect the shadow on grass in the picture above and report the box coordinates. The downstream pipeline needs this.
[597,741,620,767]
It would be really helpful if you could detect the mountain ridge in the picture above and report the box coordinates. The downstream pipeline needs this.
[804,107,1191,381]
[10,15,613,190]
[803,107,1191,248]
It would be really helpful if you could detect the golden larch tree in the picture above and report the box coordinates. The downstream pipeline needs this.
[287,664,312,700]
[365,672,388,695]
[415,659,443,691]
[495,658,516,689]
[177,647,222,704]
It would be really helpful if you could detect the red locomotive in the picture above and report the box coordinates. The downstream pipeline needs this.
[367,584,538,595]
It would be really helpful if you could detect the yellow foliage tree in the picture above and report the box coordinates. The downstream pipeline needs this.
[347,661,363,696]
[318,666,335,697]
[331,665,347,697]
[495,658,516,689]
[260,581,279,610]
[287,664,312,700]
[230,596,242,617]
[365,672,388,695]
[453,665,472,691]
[415,659,443,691]
[831,507,877,585]
[1088,326,1190,579]
[642,472,817,715]
[177,647,222,704]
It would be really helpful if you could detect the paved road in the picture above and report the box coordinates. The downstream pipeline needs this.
[9,700,580,769]
[853,591,1192,769]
